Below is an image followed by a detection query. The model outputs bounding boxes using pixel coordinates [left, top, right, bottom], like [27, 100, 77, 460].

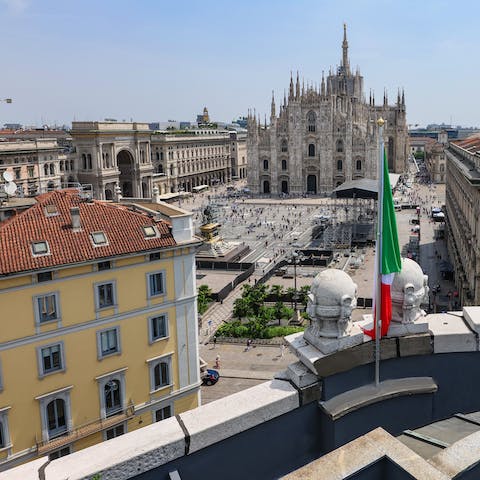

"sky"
[0, 0, 478, 128]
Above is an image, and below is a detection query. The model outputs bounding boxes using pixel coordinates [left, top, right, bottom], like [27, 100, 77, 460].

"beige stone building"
[229, 131, 247, 180]
[150, 130, 232, 195]
[445, 133, 480, 305]
[0, 139, 68, 196]
[70, 122, 153, 200]
[69, 122, 237, 200]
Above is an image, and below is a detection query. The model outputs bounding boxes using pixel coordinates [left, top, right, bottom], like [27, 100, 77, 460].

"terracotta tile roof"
[0, 190, 177, 275]
[452, 134, 480, 155]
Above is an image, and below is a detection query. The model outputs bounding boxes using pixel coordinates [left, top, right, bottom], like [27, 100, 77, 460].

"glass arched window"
[263, 159, 269, 170]
[44, 164, 49, 176]
[337, 159, 343, 171]
[336, 140, 344, 153]
[87, 154, 92, 170]
[59, 161, 64, 172]
[47, 399, 67, 438]
[307, 111, 316, 132]
[281, 140, 288, 152]
[281, 159, 287, 171]
[81, 154, 86, 169]
[49, 164, 55, 175]
[356, 159, 362, 171]
[308, 144, 315, 157]
[104, 379, 122, 417]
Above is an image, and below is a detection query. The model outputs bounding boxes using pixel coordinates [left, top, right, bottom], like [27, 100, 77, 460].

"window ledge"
[149, 335, 170, 345]
[98, 351, 121, 361]
[38, 318, 61, 326]
[149, 383, 173, 395]
[39, 368, 66, 379]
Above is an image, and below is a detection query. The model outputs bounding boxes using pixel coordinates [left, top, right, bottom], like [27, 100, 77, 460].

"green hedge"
[216, 321, 304, 339]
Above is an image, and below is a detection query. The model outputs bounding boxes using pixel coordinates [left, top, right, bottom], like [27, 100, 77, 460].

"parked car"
[202, 369, 220, 386]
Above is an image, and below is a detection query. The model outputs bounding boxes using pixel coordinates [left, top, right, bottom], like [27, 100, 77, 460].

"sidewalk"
[199, 283, 245, 345]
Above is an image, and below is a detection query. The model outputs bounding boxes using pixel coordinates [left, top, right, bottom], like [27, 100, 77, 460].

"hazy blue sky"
[0, 0, 478, 128]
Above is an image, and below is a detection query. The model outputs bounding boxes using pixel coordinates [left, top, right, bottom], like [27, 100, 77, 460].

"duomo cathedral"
[247, 25, 408, 195]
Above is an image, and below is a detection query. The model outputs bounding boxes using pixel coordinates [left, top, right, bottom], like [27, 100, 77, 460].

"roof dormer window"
[143, 226, 157, 238]
[32, 241, 49, 256]
[91, 231, 108, 246]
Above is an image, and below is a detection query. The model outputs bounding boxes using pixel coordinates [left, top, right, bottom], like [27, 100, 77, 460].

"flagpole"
[375, 117, 385, 387]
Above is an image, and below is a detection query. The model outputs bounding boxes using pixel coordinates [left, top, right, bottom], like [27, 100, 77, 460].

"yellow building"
[0, 189, 202, 469]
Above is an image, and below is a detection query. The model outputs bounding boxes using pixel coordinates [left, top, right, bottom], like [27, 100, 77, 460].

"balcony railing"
[36, 403, 135, 456]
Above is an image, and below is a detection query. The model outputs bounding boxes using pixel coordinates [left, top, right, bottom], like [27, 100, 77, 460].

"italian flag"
[365, 150, 402, 339]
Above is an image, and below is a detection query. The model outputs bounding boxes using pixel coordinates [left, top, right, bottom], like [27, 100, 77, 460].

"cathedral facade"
[247, 26, 408, 196]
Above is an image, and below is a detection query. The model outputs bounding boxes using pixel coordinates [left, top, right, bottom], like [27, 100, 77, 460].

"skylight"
[45, 204, 58, 216]
[143, 226, 157, 238]
[32, 241, 49, 255]
[91, 231, 108, 245]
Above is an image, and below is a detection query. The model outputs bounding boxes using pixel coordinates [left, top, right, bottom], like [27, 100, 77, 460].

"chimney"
[70, 207, 81, 231]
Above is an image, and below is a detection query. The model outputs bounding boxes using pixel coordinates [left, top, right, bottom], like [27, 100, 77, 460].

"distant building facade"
[150, 130, 232, 195]
[445, 134, 480, 305]
[229, 131, 247, 179]
[247, 25, 408, 195]
[0, 139, 69, 196]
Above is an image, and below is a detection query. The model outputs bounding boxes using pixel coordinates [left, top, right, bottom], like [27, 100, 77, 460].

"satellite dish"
[5, 181, 17, 196]
[3, 171, 13, 182]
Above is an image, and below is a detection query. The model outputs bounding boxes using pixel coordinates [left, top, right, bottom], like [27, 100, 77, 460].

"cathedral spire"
[302, 79, 305, 97]
[289, 72, 294, 101]
[283, 89, 287, 109]
[321, 71, 325, 96]
[342, 23, 350, 75]
[401, 88, 405, 107]
[383, 88, 388, 107]
[264, 114, 267, 129]
[271, 91, 276, 119]
[296, 71, 300, 100]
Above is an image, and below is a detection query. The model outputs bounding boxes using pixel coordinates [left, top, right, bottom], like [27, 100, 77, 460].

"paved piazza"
[185, 178, 455, 402]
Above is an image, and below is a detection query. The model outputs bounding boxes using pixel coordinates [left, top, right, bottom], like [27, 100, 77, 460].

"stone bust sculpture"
[391, 258, 428, 324]
[305, 269, 357, 339]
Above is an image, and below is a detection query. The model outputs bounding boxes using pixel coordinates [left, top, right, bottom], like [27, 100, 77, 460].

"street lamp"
[288, 250, 302, 315]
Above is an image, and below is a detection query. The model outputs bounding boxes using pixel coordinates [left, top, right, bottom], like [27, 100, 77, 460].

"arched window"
[153, 361, 170, 390]
[70, 160, 74, 170]
[0, 420, 4, 448]
[59, 161, 64, 172]
[156, 152, 160, 161]
[281, 159, 287, 171]
[106, 153, 110, 168]
[87, 154, 92, 170]
[337, 159, 343, 171]
[281, 140, 288, 152]
[104, 379, 122, 417]
[440, 164, 445, 172]
[307, 111, 316, 132]
[49, 164, 55, 175]
[308, 144, 315, 157]
[336, 140, 344, 153]
[44, 164, 49, 176]
[46, 399, 67, 437]
[263, 159, 269, 170]
[356, 159, 362, 171]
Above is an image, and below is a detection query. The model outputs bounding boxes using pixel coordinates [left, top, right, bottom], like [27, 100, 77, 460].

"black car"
[202, 369, 220, 386]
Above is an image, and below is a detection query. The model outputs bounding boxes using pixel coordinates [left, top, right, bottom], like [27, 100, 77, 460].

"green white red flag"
[365, 150, 402, 339]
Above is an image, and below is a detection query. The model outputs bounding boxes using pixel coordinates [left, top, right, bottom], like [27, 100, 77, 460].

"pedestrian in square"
[213, 336, 217, 349]
[215, 355, 220, 369]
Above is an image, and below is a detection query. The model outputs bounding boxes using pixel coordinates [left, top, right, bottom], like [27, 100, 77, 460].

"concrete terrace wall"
[7, 307, 480, 479]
